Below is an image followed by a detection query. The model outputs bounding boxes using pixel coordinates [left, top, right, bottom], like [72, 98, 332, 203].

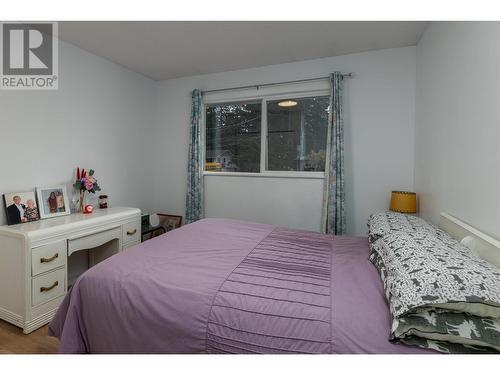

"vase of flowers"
[73, 167, 101, 213]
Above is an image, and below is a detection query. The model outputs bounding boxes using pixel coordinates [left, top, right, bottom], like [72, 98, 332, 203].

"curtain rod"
[201, 73, 354, 95]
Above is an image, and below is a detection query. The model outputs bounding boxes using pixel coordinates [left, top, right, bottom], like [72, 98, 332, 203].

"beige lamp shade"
[390, 191, 417, 213]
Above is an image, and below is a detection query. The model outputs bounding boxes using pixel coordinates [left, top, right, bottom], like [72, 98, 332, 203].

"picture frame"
[35, 185, 71, 219]
[142, 214, 183, 241]
[158, 214, 183, 232]
[2, 191, 40, 225]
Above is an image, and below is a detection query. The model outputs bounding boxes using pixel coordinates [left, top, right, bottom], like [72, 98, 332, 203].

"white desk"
[0, 207, 141, 333]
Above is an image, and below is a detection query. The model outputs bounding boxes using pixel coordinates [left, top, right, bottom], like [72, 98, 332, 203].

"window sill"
[203, 171, 325, 179]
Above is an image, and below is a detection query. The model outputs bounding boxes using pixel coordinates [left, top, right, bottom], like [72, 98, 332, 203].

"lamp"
[277, 100, 297, 107]
[390, 191, 417, 214]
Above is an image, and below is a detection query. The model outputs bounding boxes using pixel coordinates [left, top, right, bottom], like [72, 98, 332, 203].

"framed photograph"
[142, 214, 183, 241]
[36, 186, 71, 219]
[158, 214, 183, 232]
[3, 191, 40, 225]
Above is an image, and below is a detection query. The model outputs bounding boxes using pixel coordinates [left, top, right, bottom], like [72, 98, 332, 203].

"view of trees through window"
[205, 102, 262, 172]
[205, 95, 328, 173]
[267, 96, 328, 171]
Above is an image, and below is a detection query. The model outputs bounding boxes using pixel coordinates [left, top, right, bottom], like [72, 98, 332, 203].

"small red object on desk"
[83, 205, 94, 214]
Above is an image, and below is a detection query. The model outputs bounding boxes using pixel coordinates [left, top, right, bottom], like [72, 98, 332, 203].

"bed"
[48, 218, 434, 354]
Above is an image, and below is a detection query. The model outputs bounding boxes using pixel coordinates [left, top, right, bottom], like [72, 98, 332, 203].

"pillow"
[367, 211, 443, 244]
[372, 231, 500, 318]
[370, 241, 500, 353]
[393, 310, 500, 353]
[370, 231, 500, 353]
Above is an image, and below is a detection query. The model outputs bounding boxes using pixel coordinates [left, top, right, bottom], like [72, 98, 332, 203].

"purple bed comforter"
[49, 218, 432, 354]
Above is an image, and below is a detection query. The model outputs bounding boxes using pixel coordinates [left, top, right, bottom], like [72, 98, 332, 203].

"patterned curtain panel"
[185, 89, 204, 224]
[322, 72, 346, 235]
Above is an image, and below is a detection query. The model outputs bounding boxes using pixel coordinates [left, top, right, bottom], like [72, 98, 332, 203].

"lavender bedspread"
[49, 218, 432, 354]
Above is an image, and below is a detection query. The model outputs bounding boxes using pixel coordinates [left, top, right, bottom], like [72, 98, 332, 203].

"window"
[205, 102, 261, 173]
[205, 93, 329, 175]
[267, 96, 329, 172]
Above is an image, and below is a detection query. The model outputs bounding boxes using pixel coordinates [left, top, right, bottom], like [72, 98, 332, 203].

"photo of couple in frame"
[3, 186, 71, 225]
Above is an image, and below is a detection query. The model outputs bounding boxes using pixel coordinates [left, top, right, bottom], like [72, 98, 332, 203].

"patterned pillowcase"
[369, 232, 500, 353]
[367, 211, 443, 244]
[368, 212, 464, 279]
[370, 246, 500, 353]
[369, 230, 471, 289]
[372, 231, 500, 319]
[369, 248, 391, 301]
[392, 309, 500, 353]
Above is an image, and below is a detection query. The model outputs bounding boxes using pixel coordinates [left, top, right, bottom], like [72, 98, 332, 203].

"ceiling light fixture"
[277, 100, 298, 108]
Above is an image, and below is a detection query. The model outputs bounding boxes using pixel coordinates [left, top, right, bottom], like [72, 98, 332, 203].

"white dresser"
[0, 207, 141, 333]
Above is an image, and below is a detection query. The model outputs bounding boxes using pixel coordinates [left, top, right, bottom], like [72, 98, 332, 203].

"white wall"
[415, 22, 500, 238]
[204, 176, 324, 231]
[0, 40, 157, 225]
[153, 47, 417, 235]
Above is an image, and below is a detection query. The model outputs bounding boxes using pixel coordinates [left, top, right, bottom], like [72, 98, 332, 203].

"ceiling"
[59, 21, 428, 81]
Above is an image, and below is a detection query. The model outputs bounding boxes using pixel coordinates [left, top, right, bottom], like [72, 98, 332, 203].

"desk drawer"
[123, 240, 141, 251]
[32, 268, 65, 307]
[32, 241, 66, 276]
[68, 227, 121, 256]
[123, 220, 140, 244]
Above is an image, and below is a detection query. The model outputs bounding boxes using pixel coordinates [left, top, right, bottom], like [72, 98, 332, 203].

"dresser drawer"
[123, 220, 140, 244]
[31, 241, 67, 276]
[123, 240, 141, 251]
[68, 227, 121, 256]
[32, 268, 65, 307]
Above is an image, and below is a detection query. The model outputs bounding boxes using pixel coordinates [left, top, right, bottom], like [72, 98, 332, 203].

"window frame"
[202, 88, 330, 179]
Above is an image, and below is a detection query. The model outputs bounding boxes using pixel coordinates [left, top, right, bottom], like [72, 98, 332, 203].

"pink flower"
[84, 181, 94, 191]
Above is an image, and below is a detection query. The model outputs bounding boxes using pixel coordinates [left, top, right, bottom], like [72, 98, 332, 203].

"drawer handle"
[40, 253, 59, 263]
[127, 229, 137, 236]
[40, 281, 59, 293]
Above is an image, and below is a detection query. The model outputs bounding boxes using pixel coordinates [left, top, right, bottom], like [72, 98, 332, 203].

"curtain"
[322, 72, 346, 235]
[185, 89, 204, 224]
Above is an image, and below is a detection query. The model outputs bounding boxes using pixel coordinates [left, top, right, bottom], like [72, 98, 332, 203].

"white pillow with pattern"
[367, 211, 445, 243]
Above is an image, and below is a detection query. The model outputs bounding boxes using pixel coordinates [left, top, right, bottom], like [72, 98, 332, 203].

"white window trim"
[202, 86, 330, 179]
[203, 171, 325, 179]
